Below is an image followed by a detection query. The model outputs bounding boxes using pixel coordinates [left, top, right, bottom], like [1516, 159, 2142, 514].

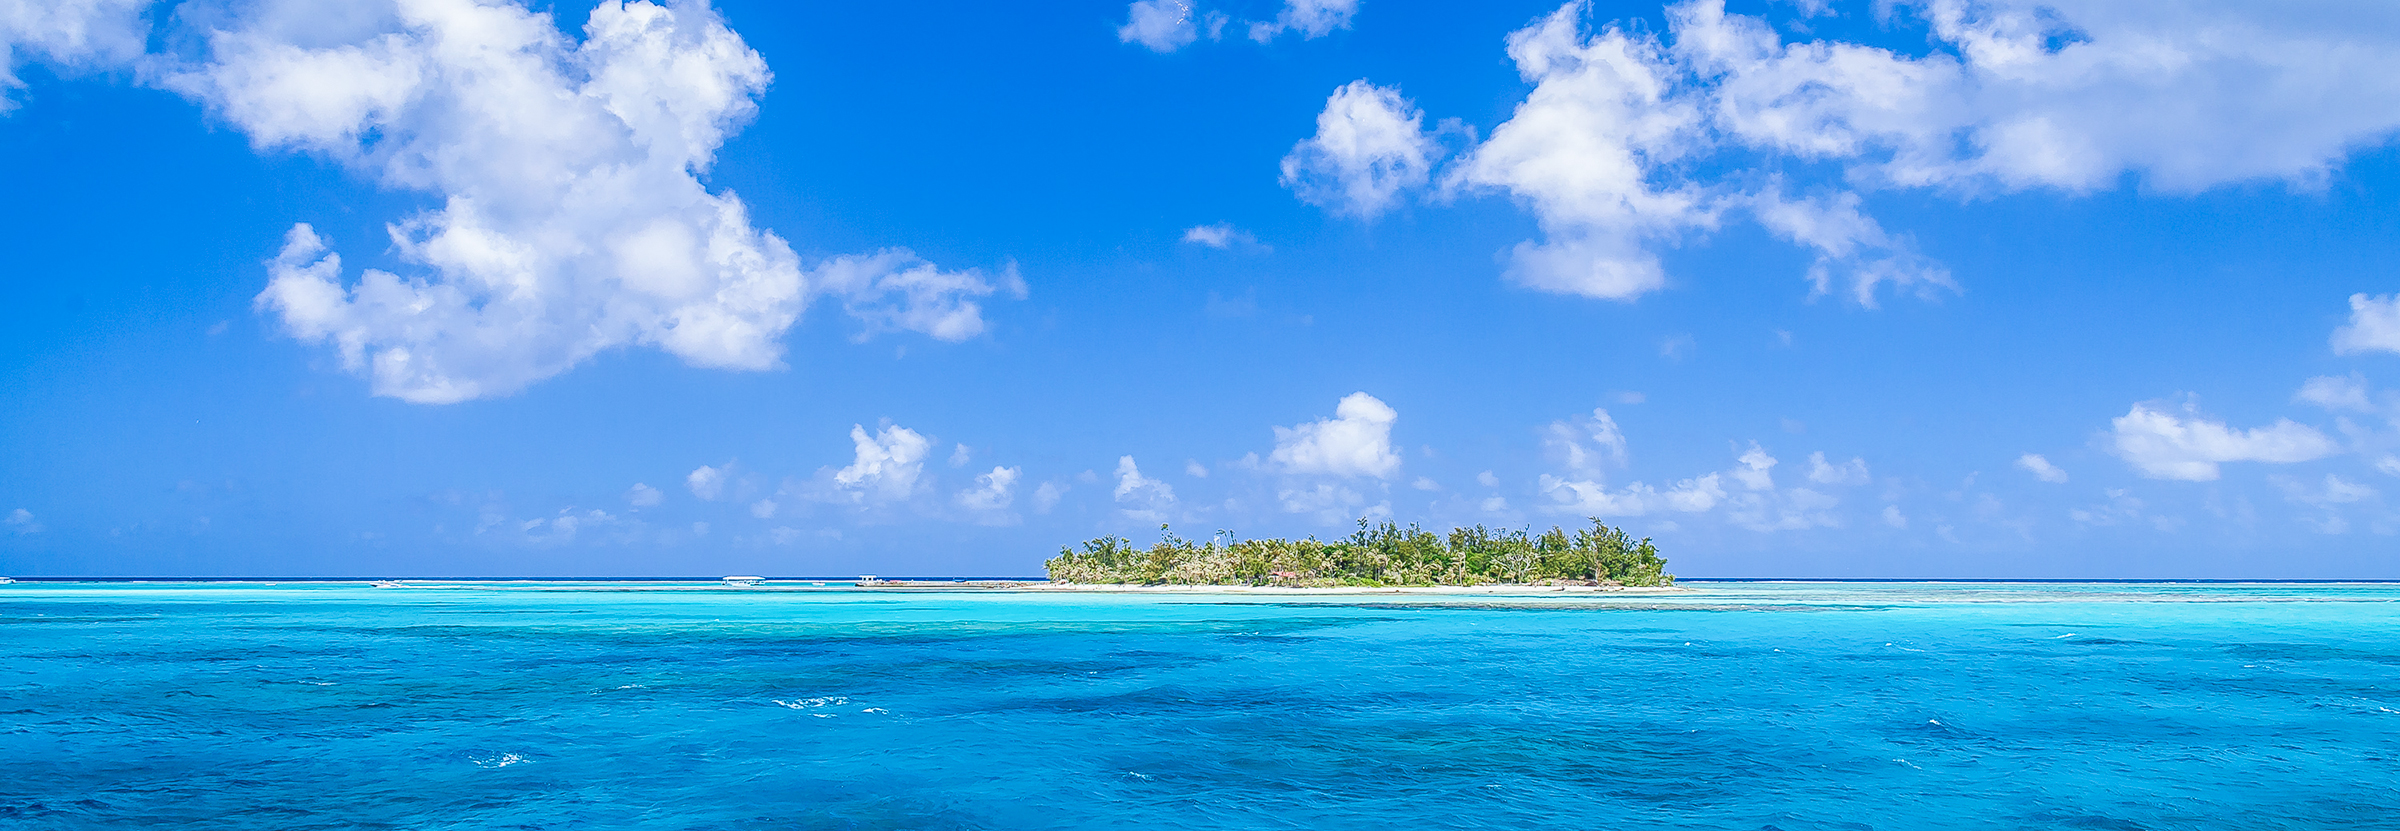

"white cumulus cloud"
[1281, 80, 1437, 219]
[955, 466, 1020, 524]
[2016, 453, 2068, 483]
[1749, 185, 1951, 307]
[1730, 443, 1776, 490]
[1113, 456, 1177, 522]
[2297, 374, 2377, 413]
[829, 423, 931, 504]
[1701, 444, 1844, 530]
[481, 504, 641, 548]
[1539, 439, 1851, 530]
[2108, 402, 2338, 481]
[1881, 504, 1907, 528]
[1180, 222, 1256, 248]
[211, 1, 790, 403]
[626, 482, 663, 507]
[1296, 0, 2400, 305]
[1540, 472, 1725, 517]
[1248, 0, 1359, 43]
[1033, 481, 1067, 514]
[812, 250, 1025, 343]
[2276, 473, 2378, 507]
[686, 464, 726, 500]
[1805, 451, 1869, 486]
[181, 1, 1012, 403]
[0, 0, 150, 111]
[1726, 485, 1840, 531]
[1447, 5, 1712, 300]
[2333, 293, 2400, 356]
[4, 507, 41, 534]
[1672, 0, 2400, 192]
[2273, 473, 2381, 534]
[1118, 0, 1206, 53]
[1544, 407, 1628, 473]
[1269, 392, 1401, 478]
[2069, 488, 2152, 528]
[1278, 482, 1383, 525]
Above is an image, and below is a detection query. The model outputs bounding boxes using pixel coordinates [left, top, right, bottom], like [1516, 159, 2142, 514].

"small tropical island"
[1043, 519, 1674, 589]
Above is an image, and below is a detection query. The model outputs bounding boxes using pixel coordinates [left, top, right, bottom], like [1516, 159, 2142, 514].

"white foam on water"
[471, 753, 529, 769]
[2329, 697, 2400, 715]
[774, 696, 851, 710]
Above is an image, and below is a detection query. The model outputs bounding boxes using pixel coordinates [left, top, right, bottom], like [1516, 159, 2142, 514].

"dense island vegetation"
[1045, 519, 1672, 587]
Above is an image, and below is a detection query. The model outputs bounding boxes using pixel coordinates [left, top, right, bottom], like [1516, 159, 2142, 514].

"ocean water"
[3, 582, 2399, 830]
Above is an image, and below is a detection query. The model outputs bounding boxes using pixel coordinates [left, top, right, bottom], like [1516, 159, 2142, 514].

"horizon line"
[9, 576, 2400, 584]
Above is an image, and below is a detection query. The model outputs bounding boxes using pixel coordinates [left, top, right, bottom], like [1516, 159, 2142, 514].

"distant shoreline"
[1014, 583, 1690, 595]
[10, 577, 2400, 585]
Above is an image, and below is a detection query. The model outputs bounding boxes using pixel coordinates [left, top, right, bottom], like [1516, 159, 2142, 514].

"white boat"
[722, 575, 766, 587]
[369, 580, 404, 588]
[0, 577, 15, 584]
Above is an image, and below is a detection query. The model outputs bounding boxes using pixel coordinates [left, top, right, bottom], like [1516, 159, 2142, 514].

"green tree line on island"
[1044, 519, 1673, 587]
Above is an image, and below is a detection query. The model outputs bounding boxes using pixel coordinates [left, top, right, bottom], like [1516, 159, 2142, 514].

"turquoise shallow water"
[4, 582, 2399, 830]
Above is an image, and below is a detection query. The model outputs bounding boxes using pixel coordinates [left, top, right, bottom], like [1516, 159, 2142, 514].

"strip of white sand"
[1015, 583, 1687, 595]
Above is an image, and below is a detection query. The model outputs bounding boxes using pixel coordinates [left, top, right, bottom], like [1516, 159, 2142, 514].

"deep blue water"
[4, 581, 2399, 830]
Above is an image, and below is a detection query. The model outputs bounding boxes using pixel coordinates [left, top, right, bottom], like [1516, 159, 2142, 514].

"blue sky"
[6, 0, 2400, 578]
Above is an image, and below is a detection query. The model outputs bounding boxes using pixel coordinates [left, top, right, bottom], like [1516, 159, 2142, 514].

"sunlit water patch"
[3, 581, 2398, 829]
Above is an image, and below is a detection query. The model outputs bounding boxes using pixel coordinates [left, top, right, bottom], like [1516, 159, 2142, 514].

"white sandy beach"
[1012, 583, 1689, 595]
